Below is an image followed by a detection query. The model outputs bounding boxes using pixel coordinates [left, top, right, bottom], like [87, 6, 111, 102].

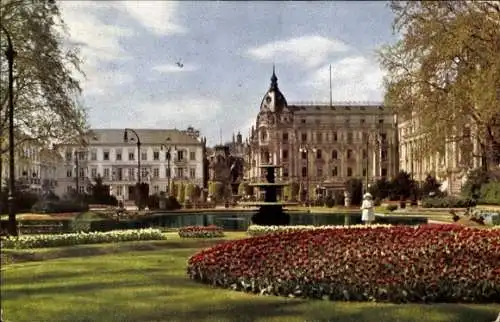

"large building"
[248, 69, 399, 197]
[398, 116, 483, 195]
[54, 127, 206, 200]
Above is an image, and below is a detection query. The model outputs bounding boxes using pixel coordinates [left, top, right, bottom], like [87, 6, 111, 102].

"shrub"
[165, 196, 181, 210]
[247, 224, 393, 237]
[479, 182, 500, 205]
[189, 225, 500, 303]
[1, 228, 165, 249]
[421, 196, 476, 208]
[31, 199, 89, 214]
[345, 178, 363, 206]
[178, 225, 224, 238]
[324, 196, 335, 208]
[0, 190, 39, 213]
[386, 204, 398, 212]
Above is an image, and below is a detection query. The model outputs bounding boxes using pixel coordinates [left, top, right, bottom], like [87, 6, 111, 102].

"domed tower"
[259, 65, 288, 113]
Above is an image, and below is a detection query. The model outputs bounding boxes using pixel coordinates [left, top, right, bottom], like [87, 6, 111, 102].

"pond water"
[144, 212, 427, 231]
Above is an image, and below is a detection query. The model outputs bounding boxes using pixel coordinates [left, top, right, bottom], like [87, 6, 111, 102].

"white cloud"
[302, 55, 385, 102]
[80, 68, 134, 97]
[112, 1, 187, 36]
[246, 35, 350, 68]
[152, 63, 199, 73]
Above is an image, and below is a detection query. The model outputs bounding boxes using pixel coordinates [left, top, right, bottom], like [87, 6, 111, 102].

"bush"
[165, 196, 181, 210]
[147, 194, 160, 210]
[421, 196, 476, 208]
[178, 225, 224, 238]
[1, 228, 165, 249]
[345, 178, 363, 206]
[31, 199, 89, 214]
[189, 225, 500, 303]
[386, 204, 398, 212]
[324, 196, 335, 208]
[0, 190, 39, 213]
[479, 182, 500, 205]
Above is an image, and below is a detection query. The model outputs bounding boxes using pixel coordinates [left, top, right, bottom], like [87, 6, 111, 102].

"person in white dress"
[361, 192, 375, 225]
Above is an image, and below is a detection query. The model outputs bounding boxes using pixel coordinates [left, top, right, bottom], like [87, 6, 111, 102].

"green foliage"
[184, 183, 194, 201]
[479, 182, 500, 205]
[368, 177, 392, 200]
[461, 168, 492, 199]
[386, 204, 398, 212]
[421, 196, 476, 208]
[0, 189, 39, 213]
[420, 175, 442, 198]
[134, 183, 149, 210]
[324, 196, 335, 208]
[345, 178, 363, 206]
[89, 175, 118, 205]
[391, 171, 416, 200]
[177, 182, 185, 204]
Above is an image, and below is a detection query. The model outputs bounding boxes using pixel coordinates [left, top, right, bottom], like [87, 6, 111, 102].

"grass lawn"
[1, 233, 499, 322]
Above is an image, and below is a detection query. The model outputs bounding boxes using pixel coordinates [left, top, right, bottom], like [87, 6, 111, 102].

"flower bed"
[179, 225, 224, 238]
[247, 224, 393, 237]
[188, 225, 500, 303]
[1, 228, 165, 249]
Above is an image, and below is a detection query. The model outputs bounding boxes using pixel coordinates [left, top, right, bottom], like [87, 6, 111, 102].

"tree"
[378, 1, 500, 170]
[0, 0, 88, 155]
[391, 171, 417, 201]
[345, 178, 363, 206]
[369, 177, 393, 200]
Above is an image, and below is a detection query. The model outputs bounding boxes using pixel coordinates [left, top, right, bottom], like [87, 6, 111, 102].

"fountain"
[239, 163, 298, 226]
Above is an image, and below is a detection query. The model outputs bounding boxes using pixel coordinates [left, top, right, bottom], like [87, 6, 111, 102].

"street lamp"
[2, 25, 17, 236]
[299, 146, 317, 205]
[160, 137, 177, 196]
[123, 128, 142, 209]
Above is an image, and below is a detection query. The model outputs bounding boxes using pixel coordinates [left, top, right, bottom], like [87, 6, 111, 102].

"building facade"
[398, 117, 482, 195]
[248, 69, 399, 196]
[54, 127, 205, 200]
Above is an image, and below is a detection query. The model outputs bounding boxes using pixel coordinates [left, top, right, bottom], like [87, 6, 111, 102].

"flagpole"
[329, 64, 332, 107]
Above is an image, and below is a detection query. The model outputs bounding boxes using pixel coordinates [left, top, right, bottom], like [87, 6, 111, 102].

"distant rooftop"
[288, 101, 383, 106]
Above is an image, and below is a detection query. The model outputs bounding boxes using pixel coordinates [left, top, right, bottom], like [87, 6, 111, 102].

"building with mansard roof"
[247, 67, 399, 198]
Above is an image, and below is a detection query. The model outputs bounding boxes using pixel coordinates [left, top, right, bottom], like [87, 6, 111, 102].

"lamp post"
[299, 146, 317, 205]
[124, 128, 142, 209]
[3, 25, 17, 236]
[160, 138, 176, 196]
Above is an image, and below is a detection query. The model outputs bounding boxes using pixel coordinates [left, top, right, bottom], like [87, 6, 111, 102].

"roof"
[83, 129, 202, 146]
[288, 103, 392, 114]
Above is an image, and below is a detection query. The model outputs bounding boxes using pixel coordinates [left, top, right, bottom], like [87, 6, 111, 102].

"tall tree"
[378, 1, 500, 170]
[0, 0, 88, 155]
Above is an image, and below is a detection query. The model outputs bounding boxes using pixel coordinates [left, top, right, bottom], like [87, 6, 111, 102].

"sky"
[58, 1, 398, 146]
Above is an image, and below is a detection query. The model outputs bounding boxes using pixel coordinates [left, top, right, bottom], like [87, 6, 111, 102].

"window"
[116, 168, 123, 180]
[379, 119, 384, 124]
[103, 168, 110, 179]
[153, 168, 159, 178]
[382, 168, 388, 177]
[153, 151, 160, 161]
[128, 152, 135, 161]
[128, 168, 135, 181]
[141, 168, 148, 179]
[331, 150, 338, 160]
[261, 130, 267, 141]
[190, 151, 196, 161]
[153, 185, 159, 194]
[103, 151, 110, 160]
[360, 118, 365, 124]
[362, 149, 368, 159]
[333, 132, 338, 141]
[347, 167, 353, 177]
[91, 151, 97, 161]
[362, 132, 369, 142]
[347, 132, 353, 144]
[362, 168, 367, 177]
[116, 185, 123, 196]
[381, 149, 388, 161]
[316, 167, 323, 177]
[282, 150, 288, 160]
[301, 167, 307, 177]
[177, 150, 184, 161]
[332, 166, 338, 177]
[301, 119, 306, 124]
[79, 168, 85, 178]
[166, 167, 171, 178]
[116, 152, 122, 161]
[283, 167, 289, 178]
[141, 152, 147, 161]
[316, 149, 322, 159]
[347, 149, 353, 159]
[66, 169, 72, 177]
[282, 132, 289, 142]
[345, 117, 350, 125]
[66, 186, 73, 193]
[317, 132, 322, 143]
[91, 168, 97, 178]
[65, 152, 72, 162]
[301, 151, 307, 159]
[176, 167, 184, 178]
[189, 168, 196, 179]
[301, 133, 307, 142]
[79, 186, 85, 193]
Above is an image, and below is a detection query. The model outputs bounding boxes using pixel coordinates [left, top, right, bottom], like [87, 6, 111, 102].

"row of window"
[261, 131, 388, 144]
[298, 117, 386, 125]
[66, 167, 197, 180]
[263, 148, 388, 161]
[66, 150, 196, 162]
[265, 167, 389, 178]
